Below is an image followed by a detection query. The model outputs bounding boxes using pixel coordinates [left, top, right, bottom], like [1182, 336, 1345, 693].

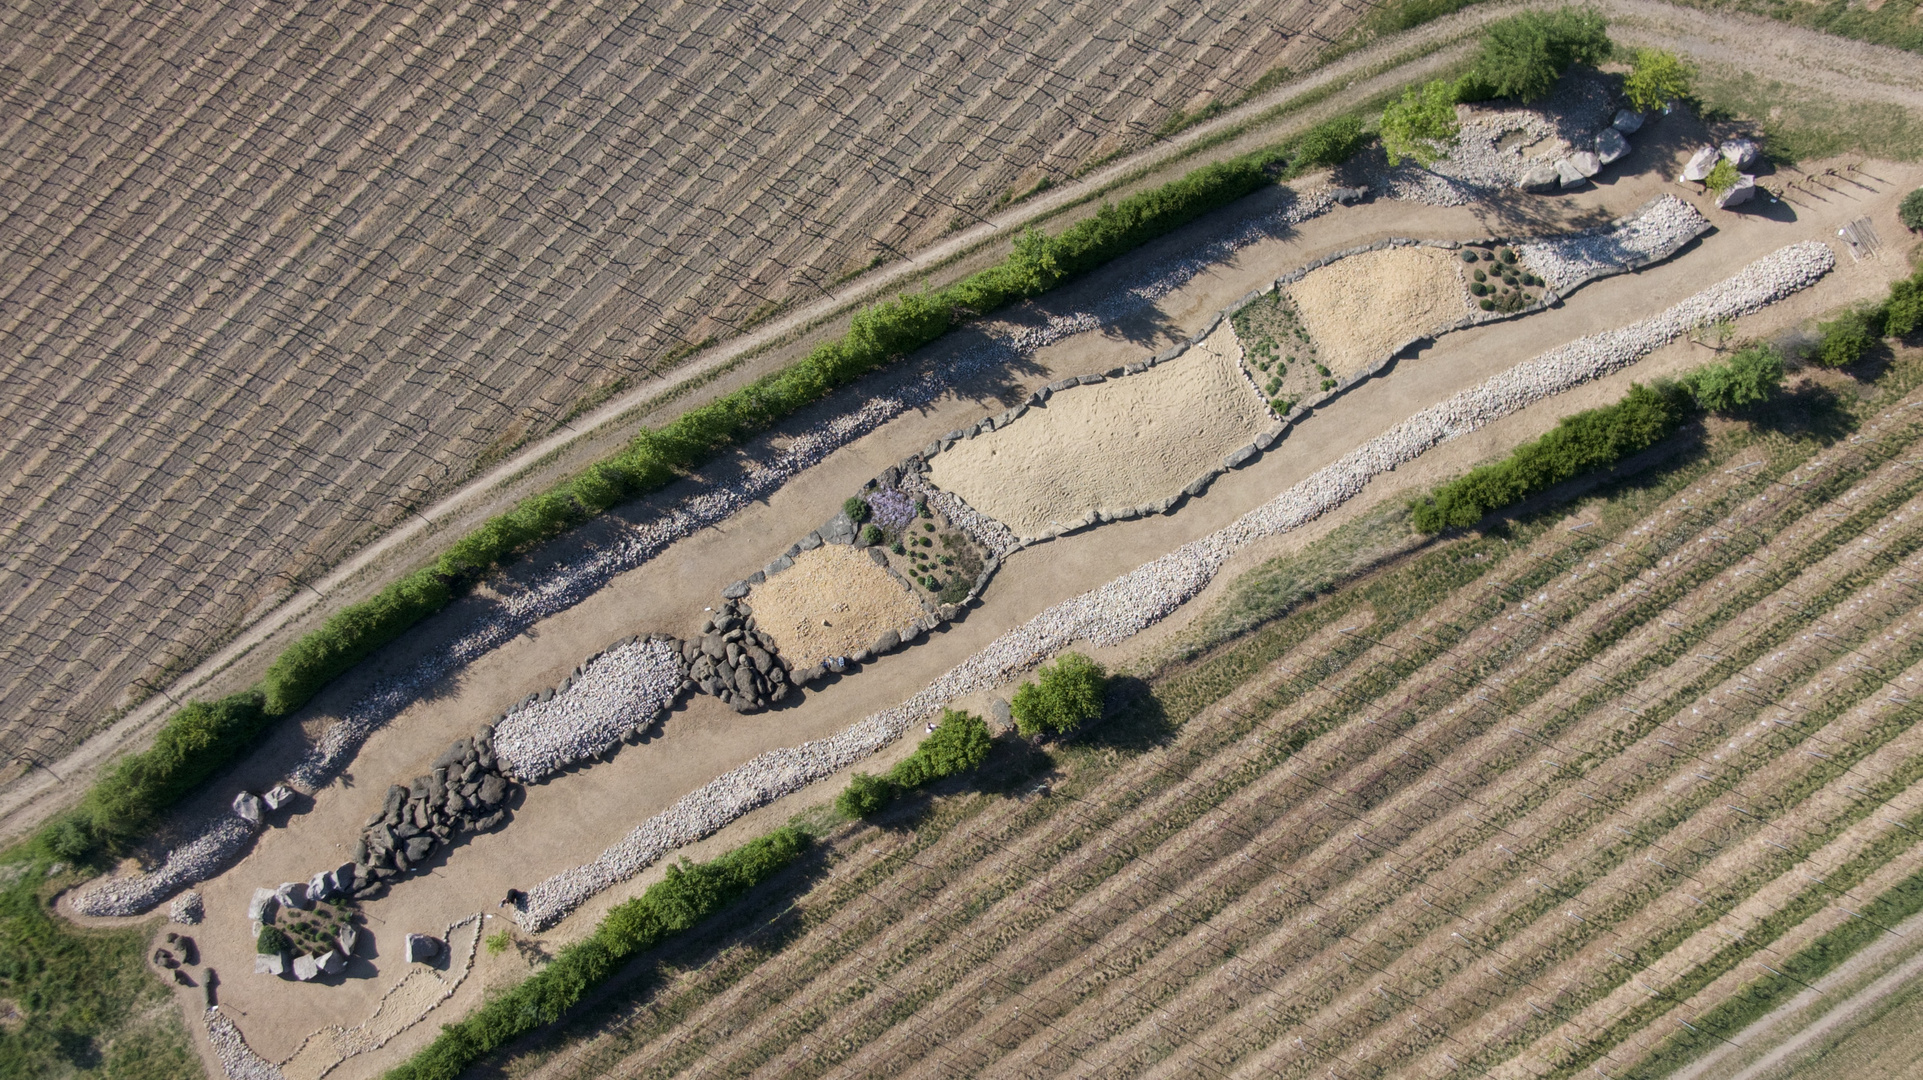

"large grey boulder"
[291, 954, 320, 981]
[308, 871, 334, 902]
[1518, 164, 1560, 192]
[1681, 146, 1719, 182]
[873, 629, 901, 655]
[248, 887, 279, 922]
[263, 784, 296, 811]
[1555, 159, 1590, 189]
[319, 949, 346, 976]
[1612, 109, 1644, 133]
[1596, 127, 1629, 165]
[1716, 174, 1757, 209]
[404, 835, 435, 864]
[337, 925, 361, 956]
[275, 881, 309, 910]
[254, 952, 285, 976]
[1720, 138, 1760, 169]
[1568, 151, 1601, 177]
[232, 791, 262, 825]
[405, 934, 442, 963]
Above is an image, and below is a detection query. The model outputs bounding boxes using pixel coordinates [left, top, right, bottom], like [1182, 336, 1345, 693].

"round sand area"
[1285, 246, 1471, 378]
[927, 324, 1269, 537]
[749, 543, 927, 668]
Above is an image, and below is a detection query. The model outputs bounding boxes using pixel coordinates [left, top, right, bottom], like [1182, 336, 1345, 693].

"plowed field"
[0, 0, 1364, 764]
[513, 372, 1923, 1080]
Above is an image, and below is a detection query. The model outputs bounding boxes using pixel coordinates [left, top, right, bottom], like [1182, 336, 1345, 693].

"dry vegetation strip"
[489, 379, 1923, 1080]
[0, 0, 1367, 765]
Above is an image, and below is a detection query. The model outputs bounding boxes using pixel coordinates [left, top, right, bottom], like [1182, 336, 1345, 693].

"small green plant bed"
[1230, 289, 1322, 416]
[858, 484, 985, 605]
[265, 898, 360, 957]
[1461, 244, 1541, 313]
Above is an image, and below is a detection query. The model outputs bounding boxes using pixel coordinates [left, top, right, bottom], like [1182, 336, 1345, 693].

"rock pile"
[513, 242, 1835, 931]
[493, 636, 685, 778]
[170, 890, 203, 925]
[205, 1008, 284, 1080]
[1518, 196, 1711, 293]
[682, 600, 793, 712]
[349, 727, 517, 896]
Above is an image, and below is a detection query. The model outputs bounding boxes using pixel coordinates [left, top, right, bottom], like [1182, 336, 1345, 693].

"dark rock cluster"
[349, 726, 516, 897]
[682, 598, 792, 712]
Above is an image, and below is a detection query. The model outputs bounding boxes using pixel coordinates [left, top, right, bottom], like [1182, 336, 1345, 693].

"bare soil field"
[0, 0, 1365, 766]
[927, 323, 1269, 537]
[1285, 246, 1474, 377]
[747, 545, 925, 670]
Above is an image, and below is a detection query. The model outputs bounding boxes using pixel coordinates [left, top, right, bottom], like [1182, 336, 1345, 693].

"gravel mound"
[205, 1009, 284, 1080]
[493, 638, 684, 781]
[1519, 195, 1711, 292]
[514, 241, 1835, 931]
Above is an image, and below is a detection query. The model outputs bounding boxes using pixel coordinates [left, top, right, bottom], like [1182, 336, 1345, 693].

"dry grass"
[747, 545, 926, 669]
[1285, 246, 1472, 377]
[0, 0, 1369, 765]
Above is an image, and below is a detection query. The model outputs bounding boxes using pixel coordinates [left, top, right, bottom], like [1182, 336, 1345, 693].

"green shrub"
[1704, 156, 1740, 196]
[843, 496, 871, 523]
[1379, 79, 1461, 166]
[262, 570, 453, 716]
[859, 524, 883, 546]
[1901, 188, 1923, 232]
[1883, 270, 1923, 339]
[1680, 343, 1785, 412]
[1623, 48, 1694, 112]
[890, 709, 993, 788]
[1464, 7, 1610, 102]
[1410, 382, 1689, 532]
[385, 827, 807, 1080]
[835, 773, 896, 818]
[1814, 306, 1881, 367]
[1290, 115, 1368, 171]
[257, 926, 289, 955]
[1011, 653, 1108, 737]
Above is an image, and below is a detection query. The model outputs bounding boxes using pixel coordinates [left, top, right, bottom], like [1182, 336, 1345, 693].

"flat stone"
[1596, 127, 1629, 165]
[1183, 472, 1218, 498]
[1153, 344, 1186, 363]
[1076, 373, 1105, 385]
[874, 629, 901, 654]
[1681, 145, 1718, 182]
[1554, 159, 1590, 188]
[263, 784, 296, 811]
[405, 933, 441, 964]
[722, 579, 751, 599]
[797, 532, 822, 552]
[1044, 378, 1077, 393]
[232, 791, 262, 825]
[292, 954, 320, 981]
[255, 952, 285, 976]
[866, 547, 888, 566]
[1612, 109, 1644, 133]
[1225, 444, 1258, 468]
[766, 554, 793, 574]
[1518, 164, 1560, 192]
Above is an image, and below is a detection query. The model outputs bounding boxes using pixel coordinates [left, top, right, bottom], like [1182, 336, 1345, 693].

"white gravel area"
[1360, 74, 1617, 206]
[170, 890, 203, 924]
[69, 189, 1334, 919]
[513, 241, 1836, 932]
[206, 1009, 285, 1080]
[491, 638, 684, 782]
[1519, 195, 1711, 292]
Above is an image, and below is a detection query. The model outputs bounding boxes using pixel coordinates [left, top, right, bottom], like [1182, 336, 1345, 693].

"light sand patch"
[1285, 246, 1472, 378]
[750, 544, 926, 668]
[928, 324, 1269, 537]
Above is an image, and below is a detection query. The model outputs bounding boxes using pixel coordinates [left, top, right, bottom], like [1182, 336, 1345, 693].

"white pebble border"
[515, 241, 1835, 932]
[170, 890, 203, 925]
[1520, 195, 1710, 292]
[70, 190, 1333, 918]
[493, 639, 684, 781]
[206, 1009, 284, 1080]
[900, 471, 1021, 559]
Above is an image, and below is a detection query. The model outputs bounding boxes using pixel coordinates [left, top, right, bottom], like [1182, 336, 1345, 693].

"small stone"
[1612, 109, 1644, 133]
[232, 792, 262, 825]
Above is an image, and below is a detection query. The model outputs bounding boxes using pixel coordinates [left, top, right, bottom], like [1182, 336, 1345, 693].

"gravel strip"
[205, 1009, 285, 1080]
[903, 475, 1021, 559]
[514, 241, 1835, 931]
[1519, 194, 1711, 292]
[492, 638, 684, 781]
[70, 190, 1333, 918]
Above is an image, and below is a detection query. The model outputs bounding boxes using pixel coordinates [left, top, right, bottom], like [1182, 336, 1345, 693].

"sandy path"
[1286, 247, 1472, 377]
[928, 323, 1268, 536]
[748, 545, 926, 669]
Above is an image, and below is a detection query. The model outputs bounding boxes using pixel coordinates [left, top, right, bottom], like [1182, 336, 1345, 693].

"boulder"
[248, 888, 279, 923]
[1183, 471, 1218, 498]
[1516, 164, 1559, 193]
[337, 925, 360, 956]
[319, 949, 346, 975]
[1554, 159, 1589, 188]
[1568, 151, 1601, 177]
[478, 774, 507, 807]
[382, 784, 407, 819]
[276, 881, 310, 910]
[232, 791, 262, 825]
[1612, 109, 1644, 133]
[1596, 127, 1629, 165]
[334, 863, 356, 893]
[874, 629, 901, 654]
[308, 871, 334, 902]
[1330, 185, 1368, 205]
[254, 952, 285, 976]
[1720, 138, 1760, 169]
[1715, 173, 1757, 209]
[263, 784, 296, 811]
[1681, 145, 1718, 182]
[404, 836, 435, 864]
[1224, 444, 1258, 469]
[722, 579, 751, 600]
[405, 934, 442, 963]
[292, 954, 320, 981]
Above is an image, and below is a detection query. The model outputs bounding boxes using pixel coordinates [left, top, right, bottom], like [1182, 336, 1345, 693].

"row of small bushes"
[384, 826, 808, 1080]
[1410, 344, 1791, 533]
[34, 111, 1375, 865]
[1810, 262, 1923, 368]
[835, 709, 995, 817]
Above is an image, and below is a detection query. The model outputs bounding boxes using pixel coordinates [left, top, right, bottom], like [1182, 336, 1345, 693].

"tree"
[835, 773, 894, 818]
[257, 926, 290, 955]
[1704, 157, 1740, 196]
[890, 709, 993, 787]
[1379, 80, 1460, 167]
[1469, 8, 1611, 102]
[1813, 307, 1880, 367]
[1011, 653, 1108, 736]
[1902, 188, 1923, 233]
[1884, 272, 1923, 339]
[1681, 344, 1784, 412]
[1623, 48, 1694, 112]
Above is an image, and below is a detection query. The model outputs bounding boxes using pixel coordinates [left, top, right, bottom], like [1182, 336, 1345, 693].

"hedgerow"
[384, 826, 807, 1080]
[43, 99, 1375, 865]
[836, 709, 993, 818]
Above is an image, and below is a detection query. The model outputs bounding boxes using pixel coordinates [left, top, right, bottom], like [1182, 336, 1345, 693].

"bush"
[1290, 116, 1368, 171]
[843, 496, 870, 523]
[1011, 653, 1108, 737]
[1813, 307, 1880, 367]
[1465, 7, 1610, 102]
[386, 827, 807, 1080]
[257, 926, 289, 955]
[859, 523, 883, 546]
[1901, 188, 1923, 232]
[890, 709, 993, 788]
[1623, 48, 1694, 112]
[1885, 271, 1923, 339]
[263, 570, 453, 716]
[1379, 79, 1461, 166]
[835, 773, 896, 818]
[1410, 382, 1688, 532]
[1704, 157, 1740, 196]
[1680, 343, 1785, 412]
